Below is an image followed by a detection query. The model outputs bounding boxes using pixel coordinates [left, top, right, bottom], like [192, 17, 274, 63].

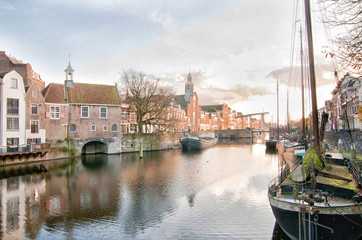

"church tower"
[65, 61, 74, 88]
[185, 72, 193, 103]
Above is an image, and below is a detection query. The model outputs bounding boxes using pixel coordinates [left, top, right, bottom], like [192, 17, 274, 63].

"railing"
[0, 145, 31, 154]
[268, 157, 303, 191]
[349, 160, 362, 187]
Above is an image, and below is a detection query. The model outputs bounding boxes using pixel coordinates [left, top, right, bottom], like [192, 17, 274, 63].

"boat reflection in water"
[272, 221, 291, 240]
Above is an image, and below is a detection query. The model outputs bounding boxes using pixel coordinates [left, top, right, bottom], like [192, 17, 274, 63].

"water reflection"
[272, 221, 291, 240]
[0, 144, 282, 239]
[81, 154, 108, 170]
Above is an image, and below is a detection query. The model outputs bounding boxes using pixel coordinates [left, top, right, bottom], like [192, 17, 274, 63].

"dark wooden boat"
[180, 133, 217, 150]
[266, 139, 277, 150]
[268, 0, 362, 239]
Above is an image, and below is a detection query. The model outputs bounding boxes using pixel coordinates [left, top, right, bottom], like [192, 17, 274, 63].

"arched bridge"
[74, 137, 121, 155]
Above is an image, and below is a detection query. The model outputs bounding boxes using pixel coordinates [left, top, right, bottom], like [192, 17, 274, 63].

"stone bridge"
[74, 137, 121, 155]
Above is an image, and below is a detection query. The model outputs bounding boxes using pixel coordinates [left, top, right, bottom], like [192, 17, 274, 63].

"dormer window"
[11, 78, 18, 89]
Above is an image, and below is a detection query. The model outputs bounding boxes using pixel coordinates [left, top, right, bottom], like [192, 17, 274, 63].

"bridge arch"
[81, 141, 108, 155]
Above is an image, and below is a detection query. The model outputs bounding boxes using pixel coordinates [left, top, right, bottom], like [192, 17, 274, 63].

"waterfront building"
[174, 73, 202, 132]
[42, 62, 122, 141]
[200, 104, 229, 130]
[120, 99, 137, 134]
[0, 51, 45, 89]
[25, 82, 46, 146]
[326, 73, 361, 131]
[0, 71, 27, 151]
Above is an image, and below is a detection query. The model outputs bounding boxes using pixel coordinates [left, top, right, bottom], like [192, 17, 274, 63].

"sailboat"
[268, 0, 362, 239]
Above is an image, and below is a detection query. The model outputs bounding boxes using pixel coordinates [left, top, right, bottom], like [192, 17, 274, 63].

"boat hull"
[269, 196, 362, 240]
[180, 136, 217, 150]
[266, 140, 277, 150]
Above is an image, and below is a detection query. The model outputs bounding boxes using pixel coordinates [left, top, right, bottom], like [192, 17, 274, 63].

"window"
[27, 138, 41, 144]
[11, 78, 18, 89]
[70, 124, 76, 133]
[103, 125, 108, 131]
[81, 106, 89, 118]
[31, 104, 38, 115]
[130, 113, 135, 120]
[7, 118, 19, 130]
[7, 138, 19, 146]
[121, 125, 128, 133]
[50, 106, 60, 119]
[32, 90, 37, 97]
[91, 125, 96, 131]
[30, 120, 39, 133]
[7, 98, 19, 114]
[121, 111, 128, 120]
[112, 124, 117, 132]
[100, 107, 107, 118]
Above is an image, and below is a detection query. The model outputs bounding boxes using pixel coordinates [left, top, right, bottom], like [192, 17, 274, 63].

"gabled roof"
[42, 82, 121, 105]
[7, 54, 24, 64]
[201, 104, 224, 112]
[42, 83, 66, 104]
[174, 95, 187, 109]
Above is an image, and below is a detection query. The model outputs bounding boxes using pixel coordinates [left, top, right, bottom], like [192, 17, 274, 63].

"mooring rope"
[299, 210, 302, 240]
[327, 203, 362, 228]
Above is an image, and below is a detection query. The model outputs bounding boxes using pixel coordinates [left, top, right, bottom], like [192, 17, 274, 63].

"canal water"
[0, 143, 290, 240]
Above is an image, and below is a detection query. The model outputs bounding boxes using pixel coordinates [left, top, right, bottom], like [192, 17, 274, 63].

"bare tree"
[319, 0, 362, 75]
[120, 69, 178, 133]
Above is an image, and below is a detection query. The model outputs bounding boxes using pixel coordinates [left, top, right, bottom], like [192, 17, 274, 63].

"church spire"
[185, 71, 193, 103]
[187, 72, 193, 83]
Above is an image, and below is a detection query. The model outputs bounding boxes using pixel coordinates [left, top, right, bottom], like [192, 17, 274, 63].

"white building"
[0, 70, 26, 151]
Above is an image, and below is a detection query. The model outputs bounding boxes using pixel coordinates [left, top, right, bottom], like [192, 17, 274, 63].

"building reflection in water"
[0, 145, 280, 239]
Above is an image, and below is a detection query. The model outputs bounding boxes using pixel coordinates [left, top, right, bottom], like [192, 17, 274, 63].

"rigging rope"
[326, 203, 362, 228]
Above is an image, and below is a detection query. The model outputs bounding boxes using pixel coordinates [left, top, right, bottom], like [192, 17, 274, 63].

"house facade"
[25, 83, 46, 145]
[0, 70, 26, 150]
[325, 74, 361, 131]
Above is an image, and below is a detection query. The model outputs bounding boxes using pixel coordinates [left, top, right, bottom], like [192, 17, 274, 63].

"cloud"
[0, 1, 15, 10]
[266, 62, 337, 88]
[159, 71, 270, 106]
[197, 85, 271, 105]
[148, 11, 177, 32]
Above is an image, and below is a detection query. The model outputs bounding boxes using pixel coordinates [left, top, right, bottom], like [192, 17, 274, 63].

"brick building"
[42, 62, 122, 141]
[25, 82, 46, 145]
[0, 51, 45, 89]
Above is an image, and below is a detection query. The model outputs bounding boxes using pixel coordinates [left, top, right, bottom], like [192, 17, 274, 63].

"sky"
[0, 0, 340, 124]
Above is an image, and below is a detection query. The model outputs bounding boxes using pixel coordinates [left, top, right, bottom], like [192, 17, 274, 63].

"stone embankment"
[121, 132, 184, 153]
[324, 131, 362, 154]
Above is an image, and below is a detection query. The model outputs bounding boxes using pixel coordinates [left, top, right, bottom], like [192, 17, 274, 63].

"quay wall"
[120, 133, 184, 153]
[324, 131, 362, 154]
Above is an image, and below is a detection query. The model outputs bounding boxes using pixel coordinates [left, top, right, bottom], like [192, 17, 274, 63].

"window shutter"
[60, 112, 65, 119]
[46, 112, 51, 118]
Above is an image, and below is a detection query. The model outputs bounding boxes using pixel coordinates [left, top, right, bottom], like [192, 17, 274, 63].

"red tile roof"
[42, 83, 66, 104]
[42, 82, 120, 105]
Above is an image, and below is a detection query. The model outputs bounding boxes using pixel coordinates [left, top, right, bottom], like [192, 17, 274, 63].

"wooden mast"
[300, 24, 306, 135]
[304, 0, 320, 149]
[277, 78, 279, 141]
